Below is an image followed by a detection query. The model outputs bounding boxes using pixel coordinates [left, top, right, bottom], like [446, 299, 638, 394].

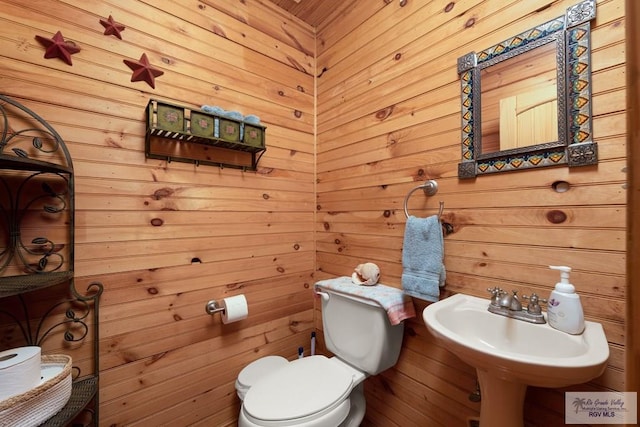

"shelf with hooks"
[145, 99, 267, 171]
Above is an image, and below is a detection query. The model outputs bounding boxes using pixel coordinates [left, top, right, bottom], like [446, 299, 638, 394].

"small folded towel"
[201, 105, 225, 115]
[243, 114, 261, 125]
[401, 215, 446, 302]
[315, 277, 415, 325]
[224, 110, 244, 121]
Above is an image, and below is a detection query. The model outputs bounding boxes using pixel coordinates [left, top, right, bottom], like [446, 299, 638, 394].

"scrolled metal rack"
[0, 94, 101, 426]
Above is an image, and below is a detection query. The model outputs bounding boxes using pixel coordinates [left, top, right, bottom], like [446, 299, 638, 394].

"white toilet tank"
[321, 289, 405, 375]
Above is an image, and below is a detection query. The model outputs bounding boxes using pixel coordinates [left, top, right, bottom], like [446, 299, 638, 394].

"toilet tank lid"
[237, 356, 289, 388]
[315, 276, 416, 325]
[243, 355, 353, 422]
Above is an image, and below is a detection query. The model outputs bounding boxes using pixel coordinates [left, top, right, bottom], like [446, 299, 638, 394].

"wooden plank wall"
[0, 0, 316, 425]
[627, 0, 640, 400]
[0, 0, 631, 426]
[315, 0, 627, 426]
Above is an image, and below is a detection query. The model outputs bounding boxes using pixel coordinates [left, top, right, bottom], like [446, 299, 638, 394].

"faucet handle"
[522, 293, 547, 314]
[487, 287, 503, 306]
[522, 292, 547, 303]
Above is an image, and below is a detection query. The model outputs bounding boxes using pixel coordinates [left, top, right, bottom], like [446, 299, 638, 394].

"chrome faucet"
[499, 289, 522, 311]
[486, 287, 546, 324]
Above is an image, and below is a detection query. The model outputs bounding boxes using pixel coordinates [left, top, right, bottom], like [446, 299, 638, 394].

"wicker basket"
[0, 355, 72, 427]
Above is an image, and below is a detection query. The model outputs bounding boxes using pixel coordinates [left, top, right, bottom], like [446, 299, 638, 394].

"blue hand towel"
[243, 114, 261, 125]
[401, 215, 446, 302]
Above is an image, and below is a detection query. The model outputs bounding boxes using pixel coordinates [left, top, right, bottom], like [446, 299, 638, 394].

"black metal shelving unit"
[0, 94, 102, 426]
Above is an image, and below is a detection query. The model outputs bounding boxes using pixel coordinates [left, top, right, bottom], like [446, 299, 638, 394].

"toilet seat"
[242, 355, 353, 426]
[236, 356, 288, 400]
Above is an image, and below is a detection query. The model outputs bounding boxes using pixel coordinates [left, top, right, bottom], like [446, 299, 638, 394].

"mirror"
[457, 0, 598, 179]
[481, 41, 559, 153]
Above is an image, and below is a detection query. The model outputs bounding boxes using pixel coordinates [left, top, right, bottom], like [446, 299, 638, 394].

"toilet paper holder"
[205, 294, 248, 324]
[205, 300, 225, 315]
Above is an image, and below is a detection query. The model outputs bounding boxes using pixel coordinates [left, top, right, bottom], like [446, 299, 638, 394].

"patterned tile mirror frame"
[457, 0, 597, 178]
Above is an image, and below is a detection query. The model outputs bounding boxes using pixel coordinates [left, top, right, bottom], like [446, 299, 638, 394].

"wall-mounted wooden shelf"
[145, 99, 266, 170]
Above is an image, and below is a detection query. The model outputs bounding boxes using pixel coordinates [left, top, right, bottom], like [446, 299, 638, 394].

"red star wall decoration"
[100, 15, 125, 39]
[123, 53, 164, 89]
[35, 31, 81, 66]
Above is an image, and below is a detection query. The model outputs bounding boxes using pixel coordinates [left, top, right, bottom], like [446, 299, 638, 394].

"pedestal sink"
[422, 293, 609, 427]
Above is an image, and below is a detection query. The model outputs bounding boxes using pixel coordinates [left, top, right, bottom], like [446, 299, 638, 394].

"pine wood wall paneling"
[314, 107, 623, 191]
[101, 318, 312, 425]
[627, 0, 640, 397]
[76, 230, 313, 276]
[0, 0, 315, 133]
[98, 283, 311, 347]
[317, 159, 626, 207]
[96, 270, 314, 363]
[316, 0, 622, 161]
[316, 0, 626, 425]
[1, 0, 631, 425]
[0, 69, 315, 173]
[317, 231, 626, 293]
[0, 0, 316, 424]
[315, 0, 393, 57]
[265, 0, 356, 33]
[316, 0, 548, 132]
[318, 0, 620, 145]
[198, 0, 316, 54]
[136, 0, 315, 71]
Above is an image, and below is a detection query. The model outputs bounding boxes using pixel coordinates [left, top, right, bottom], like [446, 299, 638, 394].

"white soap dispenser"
[547, 265, 585, 334]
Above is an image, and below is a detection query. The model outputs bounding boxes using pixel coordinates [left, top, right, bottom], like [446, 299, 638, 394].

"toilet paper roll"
[221, 294, 248, 324]
[0, 346, 42, 401]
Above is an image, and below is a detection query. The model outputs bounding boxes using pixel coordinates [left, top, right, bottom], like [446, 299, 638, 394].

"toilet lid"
[243, 355, 353, 422]
[237, 356, 289, 389]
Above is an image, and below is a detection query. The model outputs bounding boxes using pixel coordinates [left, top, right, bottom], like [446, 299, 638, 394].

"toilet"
[236, 286, 406, 427]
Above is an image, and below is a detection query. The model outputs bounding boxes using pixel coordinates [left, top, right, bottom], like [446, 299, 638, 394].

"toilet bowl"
[237, 355, 366, 427]
[237, 281, 411, 427]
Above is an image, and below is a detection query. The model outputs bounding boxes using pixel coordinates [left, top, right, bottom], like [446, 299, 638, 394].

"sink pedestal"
[477, 370, 527, 427]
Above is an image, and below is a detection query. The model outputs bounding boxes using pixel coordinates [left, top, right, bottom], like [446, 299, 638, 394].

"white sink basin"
[423, 293, 609, 426]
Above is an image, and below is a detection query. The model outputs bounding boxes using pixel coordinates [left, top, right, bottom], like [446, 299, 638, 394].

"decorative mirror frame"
[457, 0, 597, 179]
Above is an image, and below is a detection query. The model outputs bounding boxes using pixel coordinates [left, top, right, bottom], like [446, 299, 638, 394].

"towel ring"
[403, 179, 444, 219]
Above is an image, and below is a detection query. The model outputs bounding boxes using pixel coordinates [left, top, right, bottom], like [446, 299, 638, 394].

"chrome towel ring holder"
[403, 179, 444, 219]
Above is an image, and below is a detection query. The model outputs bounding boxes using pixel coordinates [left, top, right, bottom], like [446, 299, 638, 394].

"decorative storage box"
[145, 99, 266, 170]
[219, 118, 241, 142]
[243, 123, 266, 148]
[189, 111, 215, 138]
[155, 102, 185, 134]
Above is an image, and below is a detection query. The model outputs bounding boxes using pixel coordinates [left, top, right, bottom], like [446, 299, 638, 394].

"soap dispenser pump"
[547, 265, 585, 334]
